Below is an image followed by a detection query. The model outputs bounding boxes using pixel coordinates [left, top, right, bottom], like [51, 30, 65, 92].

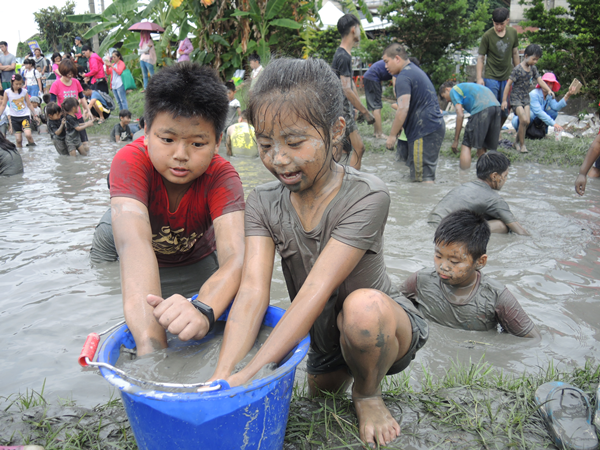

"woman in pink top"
[138, 31, 156, 91]
[49, 58, 93, 152]
[177, 38, 193, 63]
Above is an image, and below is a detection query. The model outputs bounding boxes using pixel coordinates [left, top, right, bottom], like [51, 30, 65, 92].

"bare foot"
[373, 134, 387, 139]
[520, 145, 528, 153]
[514, 141, 521, 152]
[353, 392, 400, 447]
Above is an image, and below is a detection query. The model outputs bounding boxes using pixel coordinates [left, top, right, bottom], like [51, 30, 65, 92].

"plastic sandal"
[535, 381, 599, 450]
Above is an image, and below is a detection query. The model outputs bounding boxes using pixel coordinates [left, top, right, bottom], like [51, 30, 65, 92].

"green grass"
[3, 360, 596, 449]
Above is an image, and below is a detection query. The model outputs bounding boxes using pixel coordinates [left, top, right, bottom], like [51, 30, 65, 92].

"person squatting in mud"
[210, 58, 429, 448]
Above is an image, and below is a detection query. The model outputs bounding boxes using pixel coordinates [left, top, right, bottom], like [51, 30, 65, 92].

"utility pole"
[100, 0, 105, 13]
[89, 0, 100, 52]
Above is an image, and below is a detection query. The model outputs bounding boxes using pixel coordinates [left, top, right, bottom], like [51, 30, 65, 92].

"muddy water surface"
[0, 132, 598, 407]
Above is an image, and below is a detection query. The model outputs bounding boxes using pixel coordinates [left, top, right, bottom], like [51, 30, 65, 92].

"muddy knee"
[338, 289, 394, 346]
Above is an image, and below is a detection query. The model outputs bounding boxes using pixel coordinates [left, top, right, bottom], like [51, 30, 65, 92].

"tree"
[34, 1, 90, 53]
[380, 0, 490, 88]
[521, 0, 600, 100]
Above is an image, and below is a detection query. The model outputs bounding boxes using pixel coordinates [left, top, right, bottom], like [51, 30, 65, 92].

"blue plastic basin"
[97, 305, 309, 450]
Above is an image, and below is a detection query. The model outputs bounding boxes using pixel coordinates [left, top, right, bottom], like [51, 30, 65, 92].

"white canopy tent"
[317, 1, 393, 31]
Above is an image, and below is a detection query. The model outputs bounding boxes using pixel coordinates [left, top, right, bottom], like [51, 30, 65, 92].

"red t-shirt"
[109, 138, 245, 267]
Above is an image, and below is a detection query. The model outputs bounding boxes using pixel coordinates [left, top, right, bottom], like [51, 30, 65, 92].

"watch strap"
[191, 300, 215, 333]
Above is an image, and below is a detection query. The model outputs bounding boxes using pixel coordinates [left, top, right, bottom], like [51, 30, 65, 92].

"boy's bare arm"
[501, 79, 513, 109]
[226, 134, 232, 156]
[506, 221, 529, 236]
[512, 47, 520, 68]
[386, 94, 410, 150]
[211, 235, 276, 380]
[452, 104, 465, 153]
[340, 75, 371, 117]
[112, 196, 166, 356]
[575, 134, 600, 196]
[536, 78, 554, 97]
[147, 210, 245, 343]
[74, 120, 95, 132]
[225, 238, 367, 387]
[476, 55, 485, 85]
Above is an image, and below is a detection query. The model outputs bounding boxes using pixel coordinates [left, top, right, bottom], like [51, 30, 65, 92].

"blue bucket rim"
[97, 305, 310, 401]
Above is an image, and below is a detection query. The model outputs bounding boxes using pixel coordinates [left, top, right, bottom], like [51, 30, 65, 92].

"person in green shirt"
[73, 37, 87, 71]
[476, 8, 519, 126]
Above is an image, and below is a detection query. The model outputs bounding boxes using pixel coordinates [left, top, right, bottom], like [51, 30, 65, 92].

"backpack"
[98, 91, 116, 111]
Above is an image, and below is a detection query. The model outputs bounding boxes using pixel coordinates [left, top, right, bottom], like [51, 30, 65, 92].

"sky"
[2, 0, 113, 55]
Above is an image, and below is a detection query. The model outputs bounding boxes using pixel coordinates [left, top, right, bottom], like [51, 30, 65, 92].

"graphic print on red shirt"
[109, 137, 245, 267]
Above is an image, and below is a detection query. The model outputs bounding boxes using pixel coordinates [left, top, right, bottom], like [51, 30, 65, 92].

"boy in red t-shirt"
[91, 63, 246, 356]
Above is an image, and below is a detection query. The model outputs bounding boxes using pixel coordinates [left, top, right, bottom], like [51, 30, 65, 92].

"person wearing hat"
[511, 73, 578, 139]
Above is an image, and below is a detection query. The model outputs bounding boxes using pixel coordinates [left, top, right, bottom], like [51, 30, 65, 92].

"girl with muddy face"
[247, 58, 346, 196]
[213, 58, 428, 448]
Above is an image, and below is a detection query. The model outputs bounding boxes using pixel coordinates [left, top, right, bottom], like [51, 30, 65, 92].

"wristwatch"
[190, 299, 215, 333]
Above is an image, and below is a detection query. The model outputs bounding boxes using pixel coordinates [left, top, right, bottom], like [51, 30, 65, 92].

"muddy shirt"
[395, 62, 444, 142]
[401, 268, 535, 337]
[245, 168, 422, 356]
[48, 119, 66, 141]
[449, 83, 500, 115]
[478, 27, 519, 81]
[509, 64, 540, 106]
[0, 146, 23, 176]
[428, 180, 516, 227]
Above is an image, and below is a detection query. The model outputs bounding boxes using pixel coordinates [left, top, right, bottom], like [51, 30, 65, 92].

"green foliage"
[521, 0, 600, 101]
[33, 1, 91, 53]
[467, 0, 510, 29]
[380, 0, 490, 88]
[308, 26, 339, 63]
[356, 35, 394, 64]
[16, 42, 32, 58]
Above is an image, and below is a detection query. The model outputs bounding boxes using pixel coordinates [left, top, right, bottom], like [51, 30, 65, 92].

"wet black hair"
[434, 209, 490, 261]
[139, 116, 145, 129]
[247, 57, 344, 160]
[42, 93, 51, 105]
[45, 102, 62, 116]
[81, 45, 92, 52]
[383, 43, 408, 60]
[0, 130, 17, 151]
[524, 44, 543, 58]
[62, 97, 79, 113]
[10, 74, 24, 94]
[492, 7, 510, 23]
[58, 58, 78, 78]
[119, 109, 132, 119]
[144, 62, 228, 136]
[225, 81, 236, 92]
[476, 150, 511, 181]
[337, 13, 360, 38]
[248, 53, 260, 63]
[52, 52, 62, 62]
[438, 80, 456, 97]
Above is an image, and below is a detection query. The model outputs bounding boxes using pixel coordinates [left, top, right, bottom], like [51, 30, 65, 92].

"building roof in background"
[317, 0, 393, 31]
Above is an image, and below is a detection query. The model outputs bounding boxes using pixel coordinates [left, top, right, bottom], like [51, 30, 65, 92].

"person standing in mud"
[211, 58, 428, 448]
[439, 81, 501, 170]
[383, 43, 445, 183]
[331, 13, 375, 170]
[476, 7, 519, 127]
[363, 59, 394, 139]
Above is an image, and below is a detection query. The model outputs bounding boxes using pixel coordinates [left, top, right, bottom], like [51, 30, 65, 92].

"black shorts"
[364, 78, 382, 111]
[91, 108, 111, 120]
[10, 116, 31, 133]
[77, 117, 89, 142]
[594, 155, 600, 169]
[407, 124, 445, 182]
[463, 106, 501, 150]
[306, 296, 429, 376]
[342, 97, 357, 135]
[90, 208, 219, 298]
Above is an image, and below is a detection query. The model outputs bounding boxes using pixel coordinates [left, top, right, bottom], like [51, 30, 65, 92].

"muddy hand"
[365, 112, 375, 125]
[147, 293, 210, 341]
[451, 140, 459, 154]
[575, 174, 587, 196]
[386, 135, 396, 150]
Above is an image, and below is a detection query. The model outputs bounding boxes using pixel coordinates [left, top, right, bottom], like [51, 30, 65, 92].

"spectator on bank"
[0, 42, 16, 90]
[138, 31, 156, 92]
[22, 59, 43, 98]
[105, 50, 129, 111]
[33, 48, 50, 93]
[73, 37, 87, 71]
[82, 46, 108, 94]
[177, 38, 193, 63]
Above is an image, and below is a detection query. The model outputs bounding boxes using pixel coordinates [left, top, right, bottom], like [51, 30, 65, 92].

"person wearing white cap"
[511, 72, 578, 138]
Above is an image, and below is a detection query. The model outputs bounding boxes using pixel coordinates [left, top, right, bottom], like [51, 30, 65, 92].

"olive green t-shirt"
[478, 27, 519, 81]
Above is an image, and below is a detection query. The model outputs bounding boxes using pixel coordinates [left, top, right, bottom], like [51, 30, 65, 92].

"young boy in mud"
[428, 151, 529, 235]
[331, 13, 375, 170]
[383, 43, 445, 183]
[574, 130, 600, 196]
[402, 209, 540, 338]
[501, 44, 553, 154]
[210, 58, 428, 448]
[439, 81, 501, 170]
[89, 62, 245, 356]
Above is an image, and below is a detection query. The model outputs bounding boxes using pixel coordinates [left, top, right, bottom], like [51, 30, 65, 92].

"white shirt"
[23, 68, 41, 88]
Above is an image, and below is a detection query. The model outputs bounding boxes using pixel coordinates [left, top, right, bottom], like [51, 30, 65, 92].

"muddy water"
[0, 132, 598, 408]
